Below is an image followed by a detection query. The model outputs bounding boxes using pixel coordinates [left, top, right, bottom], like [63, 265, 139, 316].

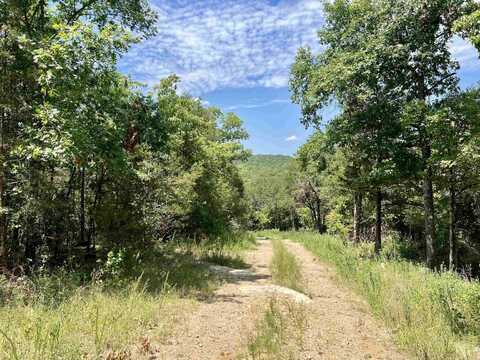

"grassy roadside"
[0, 232, 256, 360]
[261, 230, 480, 360]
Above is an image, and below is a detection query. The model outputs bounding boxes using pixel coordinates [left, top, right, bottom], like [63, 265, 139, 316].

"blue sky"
[119, 0, 480, 155]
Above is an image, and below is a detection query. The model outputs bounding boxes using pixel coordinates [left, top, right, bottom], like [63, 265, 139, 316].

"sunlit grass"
[243, 297, 307, 360]
[269, 240, 305, 294]
[265, 230, 480, 360]
[0, 231, 254, 359]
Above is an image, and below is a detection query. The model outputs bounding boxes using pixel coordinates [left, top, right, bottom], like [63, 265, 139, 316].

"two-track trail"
[155, 239, 407, 360]
[282, 240, 406, 360]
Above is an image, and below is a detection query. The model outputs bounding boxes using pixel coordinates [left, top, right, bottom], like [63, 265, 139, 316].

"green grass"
[0, 231, 255, 360]
[196, 231, 257, 269]
[243, 297, 307, 360]
[264, 230, 480, 360]
[269, 239, 305, 294]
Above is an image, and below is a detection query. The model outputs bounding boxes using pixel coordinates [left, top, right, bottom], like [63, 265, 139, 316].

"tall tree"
[291, 0, 476, 266]
[290, 0, 405, 251]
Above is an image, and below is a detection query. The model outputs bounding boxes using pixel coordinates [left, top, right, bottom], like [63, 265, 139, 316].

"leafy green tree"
[291, 0, 477, 265]
[429, 89, 480, 268]
[454, 4, 480, 51]
[290, 0, 408, 252]
[0, 1, 251, 271]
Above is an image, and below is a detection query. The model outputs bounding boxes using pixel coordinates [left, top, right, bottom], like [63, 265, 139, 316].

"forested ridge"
[238, 155, 297, 230]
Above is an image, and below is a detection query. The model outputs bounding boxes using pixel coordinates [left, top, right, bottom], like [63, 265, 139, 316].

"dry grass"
[0, 232, 256, 360]
[0, 284, 194, 359]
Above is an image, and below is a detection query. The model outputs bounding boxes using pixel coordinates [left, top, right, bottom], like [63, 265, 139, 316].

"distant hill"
[238, 154, 294, 173]
[238, 154, 296, 209]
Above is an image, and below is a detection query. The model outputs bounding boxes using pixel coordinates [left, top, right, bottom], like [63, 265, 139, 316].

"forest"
[2, 0, 480, 359]
[240, 0, 480, 273]
[288, 0, 480, 272]
[1, 0, 250, 273]
[4, 0, 480, 277]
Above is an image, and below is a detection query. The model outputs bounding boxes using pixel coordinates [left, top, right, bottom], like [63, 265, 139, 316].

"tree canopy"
[0, 0, 250, 271]
[288, 0, 480, 270]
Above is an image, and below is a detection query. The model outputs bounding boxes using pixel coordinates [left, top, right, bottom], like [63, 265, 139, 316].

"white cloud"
[226, 98, 290, 110]
[450, 36, 480, 70]
[119, 0, 324, 95]
[119, 1, 480, 96]
[285, 135, 298, 142]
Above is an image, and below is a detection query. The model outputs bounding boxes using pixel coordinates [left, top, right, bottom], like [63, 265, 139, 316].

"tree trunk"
[80, 166, 86, 247]
[317, 205, 324, 234]
[353, 192, 363, 243]
[87, 167, 104, 262]
[314, 200, 323, 233]
[290, 207, 296, 231]
[0, 112, 7, 270]
[449, 182, 457, 270]
[375, 189, 382, 254]
[422, 145, 436, 268]
[0, 157, 7, 269]
[416, 72, 436, 268]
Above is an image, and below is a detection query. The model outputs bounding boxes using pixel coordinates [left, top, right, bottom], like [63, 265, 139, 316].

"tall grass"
[266, 231, 480, 360]
[0, 283, 190, 359]
[244, 297, 307, 360]
[0, 231, 254, 359]
[269, 240, 305, 294]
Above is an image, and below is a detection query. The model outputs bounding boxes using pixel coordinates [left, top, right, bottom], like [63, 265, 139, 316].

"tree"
[290, 0, 477, 266]
[429, 89, 480, 269]
[290, 0, 407, 252]
[0, 1, 251, 271]
[454, 4, 480, 51]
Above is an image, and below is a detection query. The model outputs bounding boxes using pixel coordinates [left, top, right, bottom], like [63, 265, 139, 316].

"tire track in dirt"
[283, 240, 406, 360]
[155, 240, 274, 360]
[154, 239, 408, 360]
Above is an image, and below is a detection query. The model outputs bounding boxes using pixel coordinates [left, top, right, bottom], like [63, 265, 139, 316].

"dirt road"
[155, 239, 407, 360]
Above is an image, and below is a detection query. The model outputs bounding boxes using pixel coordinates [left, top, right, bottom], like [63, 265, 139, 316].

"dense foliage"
[0, 1, 249, 272]
[238, 155, 301, 230]
[288, 0, 480, 271]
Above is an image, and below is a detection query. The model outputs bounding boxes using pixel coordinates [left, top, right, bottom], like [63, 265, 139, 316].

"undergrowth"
[187, 231, 257, 269]
[0, 231, 255, 359]
[262, 230, 480, 360]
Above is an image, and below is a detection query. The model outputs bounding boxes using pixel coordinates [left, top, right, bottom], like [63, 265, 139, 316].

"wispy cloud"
[119, 1, 479, 96]
[285, 135, 298, 142]
[119, 0, 324, 95]
[226, 98, 290, 111]
[450, 36, 479, 70]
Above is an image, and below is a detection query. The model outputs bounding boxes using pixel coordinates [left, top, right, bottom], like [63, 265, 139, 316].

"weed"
[0, 232, 254, 359]
[244, 297, 307, 360]
[269, 240, 305, 294]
